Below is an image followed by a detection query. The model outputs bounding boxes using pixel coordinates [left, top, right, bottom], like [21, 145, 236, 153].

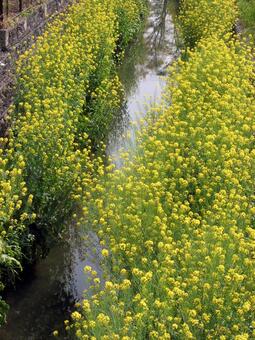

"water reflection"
[107, 0, 177, 166]
[0, 227, 104, 339]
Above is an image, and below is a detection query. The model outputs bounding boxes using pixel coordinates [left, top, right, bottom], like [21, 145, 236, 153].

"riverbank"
[70, 0, 255, 338]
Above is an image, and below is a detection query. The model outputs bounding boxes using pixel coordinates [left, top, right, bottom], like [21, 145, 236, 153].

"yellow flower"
[52, 330, 59, 337]
[97, 313, 110, 326]
[101, 249, 109, 257]
[71, 311, 82, 320]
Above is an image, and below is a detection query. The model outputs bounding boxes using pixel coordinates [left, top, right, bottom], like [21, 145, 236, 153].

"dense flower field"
[0, 0, 146, 324]
[0, 0, 254, 334]
[70, 0, 255, 339]
[71, 37, 255, 339]
[178, 0, 237, 47]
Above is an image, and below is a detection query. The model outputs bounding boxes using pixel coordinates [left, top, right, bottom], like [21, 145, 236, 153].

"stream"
[0, 0, 177, 338]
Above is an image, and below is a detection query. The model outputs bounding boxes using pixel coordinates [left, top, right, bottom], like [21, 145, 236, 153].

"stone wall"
[0, 0, 70, 135]
[0, 0, 68, 50]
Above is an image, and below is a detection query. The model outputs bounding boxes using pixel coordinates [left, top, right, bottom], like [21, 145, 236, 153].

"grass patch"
[238, 0, 255, 32]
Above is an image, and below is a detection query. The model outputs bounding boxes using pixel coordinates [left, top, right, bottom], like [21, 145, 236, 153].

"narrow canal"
[0, 0, 177, 338]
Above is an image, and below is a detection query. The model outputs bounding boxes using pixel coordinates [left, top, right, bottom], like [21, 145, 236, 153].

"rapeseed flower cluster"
[0, 140, 34, 323]
[0, 0, 146, 324]
[178, 0, 238, 48]
[116, 0, 147, 50]
[72, 35, 255, 338]
[11, 0, 119, 231]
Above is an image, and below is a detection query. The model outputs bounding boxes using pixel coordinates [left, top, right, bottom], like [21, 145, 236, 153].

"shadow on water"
[0, 1, 177, 339]
[0, 227, 103, 339]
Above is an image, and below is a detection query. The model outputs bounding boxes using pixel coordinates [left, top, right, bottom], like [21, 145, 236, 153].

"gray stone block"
[0, 29, 8, 50]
